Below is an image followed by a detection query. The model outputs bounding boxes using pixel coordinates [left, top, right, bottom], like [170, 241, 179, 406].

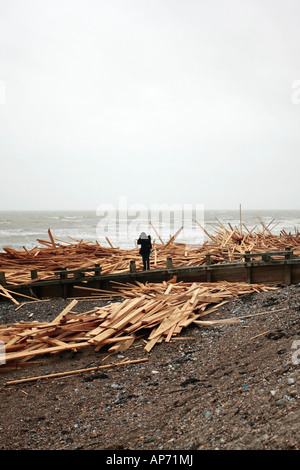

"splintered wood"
[0, 279, 275, 371]
[0, 222, 299, 286]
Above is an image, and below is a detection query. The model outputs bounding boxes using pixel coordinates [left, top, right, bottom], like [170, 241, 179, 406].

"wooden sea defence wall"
[0, 221, 300, 301]
[1, 250, 300, 301]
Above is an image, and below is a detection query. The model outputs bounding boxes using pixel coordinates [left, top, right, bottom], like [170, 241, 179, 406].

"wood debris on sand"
[0, 279, 276, 372]
[0, 220, 299, 286]
[0, 218, 296, 375]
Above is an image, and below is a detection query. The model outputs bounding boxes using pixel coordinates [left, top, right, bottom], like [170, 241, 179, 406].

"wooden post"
[285, 247, 292, 259]
[59, 267, 68, 298]
[0, 272, 6, 286]
[30, 269, 38, 280]
[59, 268, 67, 280]
[205, 255, 211, 281]
[74, 271, 85, 281]
[94, 264, 101, 275]
[284, 263, 291, 285]
[245, 264, 252, 284]
[166, 257, 173, 269]
[130, 260, 136, 273]
[244, 250, 252, 283]
[284, 247, 292, 285]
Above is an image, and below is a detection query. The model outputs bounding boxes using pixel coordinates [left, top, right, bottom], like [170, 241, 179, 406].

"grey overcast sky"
[0, 0, 300, 211]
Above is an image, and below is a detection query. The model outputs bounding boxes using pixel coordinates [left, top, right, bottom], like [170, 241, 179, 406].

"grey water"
[0, 209, 299, 252]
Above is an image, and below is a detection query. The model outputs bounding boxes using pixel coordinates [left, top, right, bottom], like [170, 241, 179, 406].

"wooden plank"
[5, 357, 149, 385]
[4, 341, 90, 362]
[51, 299, 78, 325]
[0, 274, 280, 371]
[194, 318, 241, 326]
[0, 285, 19, 305]
[107, 336, 135, 353]
[144, 332, 162, 353]
[147, 308, 184, 340]
[88, 328, 117, 346]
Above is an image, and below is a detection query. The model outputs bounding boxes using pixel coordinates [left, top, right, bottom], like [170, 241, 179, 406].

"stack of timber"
[0, 279, 276, 372]
[0, 220, 299, 287]
[196, 217, 300, 263]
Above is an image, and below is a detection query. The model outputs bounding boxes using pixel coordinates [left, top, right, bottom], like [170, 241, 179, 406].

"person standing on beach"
[137, 232, 152, 270]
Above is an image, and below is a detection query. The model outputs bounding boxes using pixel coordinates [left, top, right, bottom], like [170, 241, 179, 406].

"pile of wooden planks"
[0, 230, 140, 286]
[0, 221, 299, 286]
[0, 279, 276, 372]
[193, 218, 300, 264]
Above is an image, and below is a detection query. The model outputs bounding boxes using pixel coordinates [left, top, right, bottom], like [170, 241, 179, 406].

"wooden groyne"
[0, 221, 299, 301]
[0, 249, 299, 301]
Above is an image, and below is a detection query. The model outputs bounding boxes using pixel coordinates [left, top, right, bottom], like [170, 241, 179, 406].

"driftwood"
[0, 285, 20, 305]
[0, 279, 276, 372]
[0, 218, 296, 375]
[0, 220, 299, 287]
[5, 357, 149, 385]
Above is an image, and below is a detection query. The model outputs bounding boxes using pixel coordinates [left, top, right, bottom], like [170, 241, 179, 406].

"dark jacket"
[137, 236, 152, 255]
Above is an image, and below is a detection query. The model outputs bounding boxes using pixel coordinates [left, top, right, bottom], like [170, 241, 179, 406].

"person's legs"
[142, 254, 150, 270]
[142, 254, 147, 270]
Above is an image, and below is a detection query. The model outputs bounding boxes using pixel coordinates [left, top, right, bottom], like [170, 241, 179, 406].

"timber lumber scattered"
[6, 357, 149, 385]
[0, 221, 299, 287]
[0, 279, 276, 372]
[0, 285, 20, 305]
